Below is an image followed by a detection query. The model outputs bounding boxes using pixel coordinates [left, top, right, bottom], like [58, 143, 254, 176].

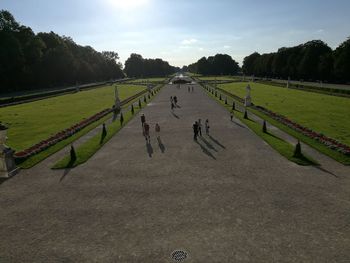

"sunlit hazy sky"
[2, 0, 350, 67]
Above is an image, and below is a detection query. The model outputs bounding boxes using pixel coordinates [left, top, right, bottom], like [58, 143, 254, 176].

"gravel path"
[1, 79, 349, 262]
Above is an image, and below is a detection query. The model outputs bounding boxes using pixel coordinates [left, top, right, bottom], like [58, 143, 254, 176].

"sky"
[1, 0, 350, 67]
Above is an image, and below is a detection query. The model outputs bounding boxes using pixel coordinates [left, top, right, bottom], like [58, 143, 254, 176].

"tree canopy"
[0, 10, 124, 93]
[242, 39, 350, 83]
[124, 53, 178, 78]
[185, 54, 240, 75]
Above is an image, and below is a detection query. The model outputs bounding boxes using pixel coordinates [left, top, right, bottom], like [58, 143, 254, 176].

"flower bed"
[254, 105, 350, 155]
[214, 87, 350, 156]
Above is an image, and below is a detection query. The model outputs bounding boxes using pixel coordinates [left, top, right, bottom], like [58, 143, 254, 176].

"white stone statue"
[0, 124, 18, 178]
[244, 84, 252, 107]
[114, 86, 121, 111]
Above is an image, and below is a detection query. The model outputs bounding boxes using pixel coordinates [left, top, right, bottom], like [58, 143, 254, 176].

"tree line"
[184, 54, 240, 75]
[0, 10, 178, 94]
[124, 53, 178, 78]
[0, 10, 126, 93]
[242, 39, 350, 83]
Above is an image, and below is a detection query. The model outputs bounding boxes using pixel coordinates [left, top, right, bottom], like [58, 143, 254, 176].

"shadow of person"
[146, 142, 153, 157]
[171, 112, 180, 119]
[195, 140, 216, 160]
[232, 120, 246, 129]
[199, 136, 218, 152]
[208, 135, 226, 149]
[157, 137, 165, 153]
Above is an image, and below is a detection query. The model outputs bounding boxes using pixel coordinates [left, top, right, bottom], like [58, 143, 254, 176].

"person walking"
[171, 102, 175, 111]
[141, 113, 146, 128]
[193, 121, 199, 141]
[155, 123, 160, 139]
[205, 119, 210, 135]
[173, 96, 178, 106]
[170, 96, 173, 104]
[144, 122, 150, 142]
[191, 86, 194, 92]
[198, 119, 202, 136]
[230, 112, 234, 121]
[188, 86, 190, 93]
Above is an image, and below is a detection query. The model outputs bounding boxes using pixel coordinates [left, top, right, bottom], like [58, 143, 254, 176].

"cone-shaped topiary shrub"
[262, 120, 267, 133]
[120, 112, 124, 125]
[293, 140, 302, 157]
[70, 145, 77, 163]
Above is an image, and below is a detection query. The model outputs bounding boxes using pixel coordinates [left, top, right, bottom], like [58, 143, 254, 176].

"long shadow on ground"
[208, 135, 226, 149]
[231, 120, 246, 129]
[199, 136, 218, 152]
[146, 142, 153, 157]
[195, 140, 216, 160]
[157, 137, 165, 153]
[171, 112, 180, 119]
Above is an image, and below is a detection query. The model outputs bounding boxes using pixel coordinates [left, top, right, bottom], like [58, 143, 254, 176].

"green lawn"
[52, 87, 161, 169]
[205, 87, 317, 166]
[0, 84, 145, 151]
[127, 78, 166, 83]
[198, 76, 241, 81]
[219, 82, 350, 146]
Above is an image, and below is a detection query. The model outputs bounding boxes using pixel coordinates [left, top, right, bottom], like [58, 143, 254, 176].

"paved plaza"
[1, 80, 350, 262]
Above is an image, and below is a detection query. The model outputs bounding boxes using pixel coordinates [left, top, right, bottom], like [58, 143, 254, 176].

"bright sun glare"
[107, 0, 150, 10]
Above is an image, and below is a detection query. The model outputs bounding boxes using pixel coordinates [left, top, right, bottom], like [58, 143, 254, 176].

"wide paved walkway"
[1, 80, 350, 262]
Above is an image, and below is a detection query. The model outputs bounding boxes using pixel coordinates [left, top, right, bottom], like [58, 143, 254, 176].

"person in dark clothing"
[144, 122, 150, 142]
[141, 114, 146, 127]
[198, 119, 202, 136]
[173, 96, 178, 106]
[193, 121, 199, 141]
[205, 119, 210, 135]
[171, 102, 175, 111]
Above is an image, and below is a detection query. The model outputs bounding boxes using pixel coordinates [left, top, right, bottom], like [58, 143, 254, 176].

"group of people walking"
[141, 113, 160, 143]
[193, 119, 210, 140]
[188, 86, 194, 93]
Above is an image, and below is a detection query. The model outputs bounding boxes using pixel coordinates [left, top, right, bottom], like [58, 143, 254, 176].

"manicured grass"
[0, 84, 145, 151]
[219, 82, 350, 146]
[127, 78, 166, 83]
[205, 88, 317, 166]
[17, 89, 154, 169]
[198, 76, 241, 81]
[52, 87, 161, 169]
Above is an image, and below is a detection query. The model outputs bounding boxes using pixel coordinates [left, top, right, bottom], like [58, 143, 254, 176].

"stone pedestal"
[114, 86, 121, 111]
[244, 84, 252, 107]
[244, 96, 252, 107]
[0, 146, 18, 178]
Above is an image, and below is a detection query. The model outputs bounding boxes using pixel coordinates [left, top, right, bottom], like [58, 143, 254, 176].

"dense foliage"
[0, 10, 125, 93]
[124, 53, 178, 78]
[242, 39, 350, 83]
[185, 54, 240, 75]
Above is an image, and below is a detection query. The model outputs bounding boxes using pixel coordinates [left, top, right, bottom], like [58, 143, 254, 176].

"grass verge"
[18, 89, 156, 169]
[52, 87, 162, 169]
[205, 88, 318, 166]
[218, 87, 350, 165]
